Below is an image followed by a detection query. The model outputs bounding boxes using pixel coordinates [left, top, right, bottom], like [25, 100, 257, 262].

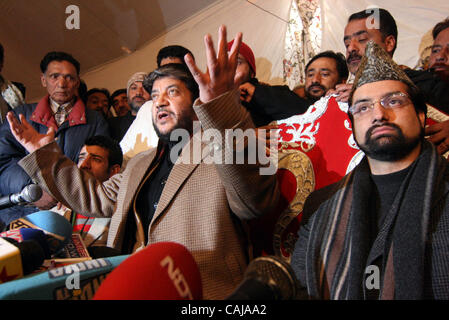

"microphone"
[0, 228, 51, 259]
[0, 184, 43, 210]
[0, 237, 45, 284]
[226, 255, 298, 300]
[0, 254, 128, 299]
[8, 210, 73, 255]
[93, 242, 202, 300]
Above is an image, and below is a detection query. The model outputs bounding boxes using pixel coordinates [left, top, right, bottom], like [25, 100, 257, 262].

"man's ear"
[384, 35, 396, 57]
[418, 110, 426, 129]
[40, 73, 47, 88]
[108, 164, 121, 177]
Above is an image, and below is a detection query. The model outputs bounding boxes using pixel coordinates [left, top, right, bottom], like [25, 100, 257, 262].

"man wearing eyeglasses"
[0, 51, 109, 229]
[290, 41, 449, 300]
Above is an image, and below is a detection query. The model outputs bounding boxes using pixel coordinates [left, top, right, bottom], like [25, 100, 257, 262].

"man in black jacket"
[229, 40, 311, 127]
[0, 51, 109, 229]
[229, 42, 348, 127]
[330, 9, 449, 154]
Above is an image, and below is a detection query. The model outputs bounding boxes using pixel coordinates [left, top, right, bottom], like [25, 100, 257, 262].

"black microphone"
[0, 184, 43, 210]
[226, 255, 298, 300]
[0, 237, 45, 283]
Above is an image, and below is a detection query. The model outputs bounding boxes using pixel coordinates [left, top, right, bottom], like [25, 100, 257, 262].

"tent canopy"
[0, 0, 220, 101]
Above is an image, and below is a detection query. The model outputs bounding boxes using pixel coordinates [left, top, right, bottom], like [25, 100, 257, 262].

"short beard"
[356, 123, 424, 161]
[305, 84, 326, 102]
[130, 100, 143, 114]
[153, 112, 195, 143]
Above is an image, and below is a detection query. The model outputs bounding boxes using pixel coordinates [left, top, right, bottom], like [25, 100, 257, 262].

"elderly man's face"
[429, 27, 449, 82]
[41, 60, 79, 104]
[128, 81, 150, 113]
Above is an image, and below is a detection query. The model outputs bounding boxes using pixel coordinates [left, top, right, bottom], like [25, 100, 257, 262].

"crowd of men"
[0, 7, 448, 299]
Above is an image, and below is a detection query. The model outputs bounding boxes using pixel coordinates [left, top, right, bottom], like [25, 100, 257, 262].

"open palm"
[6, 111, 55, 154]
[185, 25, 242, 103]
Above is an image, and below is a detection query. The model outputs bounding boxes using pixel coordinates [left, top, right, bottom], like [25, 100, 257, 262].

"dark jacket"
[0, 95, 110, 195]
[405, 68, 449, 113]
[243, 78, 312, 127]
[291, 141, 449, 299]
[107, 112, 136, 142]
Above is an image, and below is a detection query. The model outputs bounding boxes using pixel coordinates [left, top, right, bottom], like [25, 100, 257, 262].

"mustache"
[156, 107, 175, 117]
[347, 52, 362, 64]
[307, 83, 326, 92]
[429, 64, 448, 71]
[365, 122, 401, 140]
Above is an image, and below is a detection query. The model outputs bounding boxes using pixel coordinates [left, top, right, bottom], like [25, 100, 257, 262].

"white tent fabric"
[116, 0, 292, 160]
[82, 0, 292, 94]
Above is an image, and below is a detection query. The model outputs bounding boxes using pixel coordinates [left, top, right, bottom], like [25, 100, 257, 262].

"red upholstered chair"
[249, 96, 362, 261]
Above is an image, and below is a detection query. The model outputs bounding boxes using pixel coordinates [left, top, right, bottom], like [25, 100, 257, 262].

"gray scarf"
[304, 140, 447, 299]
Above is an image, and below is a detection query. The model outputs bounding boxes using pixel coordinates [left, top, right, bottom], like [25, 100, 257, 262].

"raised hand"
[185, 25, 242, 103]
[239, 82, 256, 103]
[326, 83, 352, 103]
[6, 111, 56, 154]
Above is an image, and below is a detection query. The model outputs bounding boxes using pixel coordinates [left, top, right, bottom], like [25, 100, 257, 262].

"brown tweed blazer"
[19, 90, 280, 300]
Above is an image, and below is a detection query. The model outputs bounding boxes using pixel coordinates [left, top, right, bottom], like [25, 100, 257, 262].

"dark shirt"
[134, 138, 186, 244]
[405, 68, 449, 113]
[366, 165, 412, 299]
[107, 112, 136, 141]
[243, 78, 312, 127]
[371, 165, 412, 234]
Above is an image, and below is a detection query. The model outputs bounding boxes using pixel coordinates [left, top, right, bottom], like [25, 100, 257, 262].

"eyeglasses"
[349, 92, 412, 117]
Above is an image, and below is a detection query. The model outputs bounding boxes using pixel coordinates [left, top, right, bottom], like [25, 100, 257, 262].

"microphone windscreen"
[0, 228, 51, 258]
[93, 242, 202, 300]
[17, 240, 45, 275]
[0, 255, 128, 299]
[11, 210, 72, 254]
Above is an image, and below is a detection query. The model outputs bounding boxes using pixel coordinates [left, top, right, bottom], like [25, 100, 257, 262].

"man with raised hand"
[6, 26, 279, 300]
[119, 45, 195, 162]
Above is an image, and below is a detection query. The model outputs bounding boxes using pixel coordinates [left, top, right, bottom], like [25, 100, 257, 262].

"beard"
[305, 83, 327, 102]
[356, 123, 424, 161]
[153, 109, 195, 143]
[130, 99, 143, 113]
